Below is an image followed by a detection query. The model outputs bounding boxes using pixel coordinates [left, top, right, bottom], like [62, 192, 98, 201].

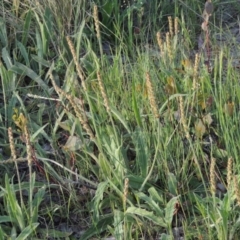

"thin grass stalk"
[123, 177, 129, 240]
[123, 178, 129, 212]
[191, 53, 200, 113]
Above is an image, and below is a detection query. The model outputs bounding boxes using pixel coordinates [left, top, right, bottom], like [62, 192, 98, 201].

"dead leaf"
[224, 102, 235, 116]
[165, 76, 177, 94]
[195, 119, 206, 138]
[203, 113, 213, 125]
[63, 136, 84, 151]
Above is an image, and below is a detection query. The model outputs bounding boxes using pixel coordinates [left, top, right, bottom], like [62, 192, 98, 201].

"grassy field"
[1, 0, 240, 239]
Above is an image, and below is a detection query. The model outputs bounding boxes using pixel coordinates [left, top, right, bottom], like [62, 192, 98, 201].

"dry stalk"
[146, 72, 159, 118]
[156, 32, 164, 54]
[97, 71, 110, 113]
[227, 157, 233, 189]
[123, 178, 129, 211]
[93, 5, 101, 40]
[166, 32, 172, 61]
[8, 127, 17, 161]
[9, 127, 24, 206]
[178, 96, 190, 140]
[174, 17, 179, 35]
[202, 0, 214, 73]
[93, 4, 103, 57]
[66, 36, 87, 92]
[50, 72, 95, 140]
[168, 16, 173, 37]
[210, 157, 216, 195]
[234, 176, 240, 206]
[193, 53, 200, 90]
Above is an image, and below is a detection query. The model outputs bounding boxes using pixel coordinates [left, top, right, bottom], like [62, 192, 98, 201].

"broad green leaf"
[125, 174, 152, 190]
[132, 130, 149, 177]
[126, 206, 167, 227]
[160, 233, 172, 240]
[98, 153, 112, 178]
[2, 47, 13, 69]
[165, 196, 179, 226]
[114, 210, 124, 240]
[148, 187, 164, 205]
[0, 215, 12, 223]
[167, 173, 178, 196]
[134, 191, 164, 218]
[21, 10, 32, 46]
[4, 175, 25, 230]
[0, 19, 8, 46]
[0, 226, 5, 240]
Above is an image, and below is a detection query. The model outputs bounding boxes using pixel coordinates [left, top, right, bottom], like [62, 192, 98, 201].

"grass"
[1, 0, 240, 239]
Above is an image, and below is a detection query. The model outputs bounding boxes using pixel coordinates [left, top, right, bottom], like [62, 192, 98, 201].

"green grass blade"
[16, 223, 39, 240]
[10, 62, 49, 91]
[21, 10, 32, 46]
[132, 83, 142, 127]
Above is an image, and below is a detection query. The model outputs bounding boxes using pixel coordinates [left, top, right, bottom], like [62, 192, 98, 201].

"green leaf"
[0, 215, 12, 223]
[148, 187, 164, 205]
[0, 225, 6, 240]
[114, 210, 124, 240]
[31, 54, 51, 67]
[132, 80, 142, 128]
[4, 175, 25, 230]
[10, 62, 49, 91]
[126, 206, 167, 227]
[132, 130, 149, 177]
[167, 173, 178, 196]
[31, 186, 46, 223]
[165, 196, 179, 227]
[37, 228, 72, 238]
[21, 10, 32, 46]
[125, 174, 152, 190]
[16, 223, 39, 240]
[0, 18, 7, 46]
[2, 47, 13, 69]
[80, 214, 114, 240]
[160, 233, 172, 240]
[16, 41, 30, 66]
[134, 191, 164, 218]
